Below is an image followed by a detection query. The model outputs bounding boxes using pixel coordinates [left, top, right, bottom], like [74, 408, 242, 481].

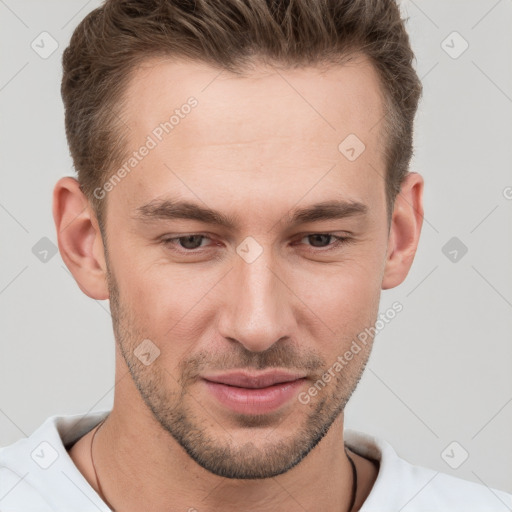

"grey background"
[1, 0, 511, 496]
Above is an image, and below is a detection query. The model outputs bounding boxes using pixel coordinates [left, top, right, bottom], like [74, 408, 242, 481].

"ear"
[52, 177, 109, 300]
[381, 172, 424, 290]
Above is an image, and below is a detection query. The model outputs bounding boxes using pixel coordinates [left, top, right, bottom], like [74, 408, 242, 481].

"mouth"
[202, 370, 307, 388]
[201, 370, 307, 415]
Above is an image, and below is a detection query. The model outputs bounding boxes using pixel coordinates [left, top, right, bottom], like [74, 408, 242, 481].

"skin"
[54, 54, 423, 511]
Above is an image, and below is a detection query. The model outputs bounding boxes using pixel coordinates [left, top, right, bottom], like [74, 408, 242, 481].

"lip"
[202, 370, 307, 388]
[202, 370, 307, 415]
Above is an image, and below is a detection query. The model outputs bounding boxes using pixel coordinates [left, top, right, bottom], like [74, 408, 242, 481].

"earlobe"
[52, 177, 110, 300]
[381, 172, 424, 290]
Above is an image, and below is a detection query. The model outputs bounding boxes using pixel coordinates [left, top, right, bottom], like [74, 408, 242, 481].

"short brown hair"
[61, 0, 422, 230]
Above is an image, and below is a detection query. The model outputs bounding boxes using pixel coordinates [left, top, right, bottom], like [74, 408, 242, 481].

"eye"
[162, 234, 214, 251]
[299, 233, 352, 251]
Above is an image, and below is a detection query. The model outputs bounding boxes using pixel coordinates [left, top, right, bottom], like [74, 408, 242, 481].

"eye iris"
[179, 235, 204, 249]
[308, 234, 331, 247]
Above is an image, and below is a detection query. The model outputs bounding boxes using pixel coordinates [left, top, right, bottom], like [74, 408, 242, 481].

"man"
[1, 0, 510, 510]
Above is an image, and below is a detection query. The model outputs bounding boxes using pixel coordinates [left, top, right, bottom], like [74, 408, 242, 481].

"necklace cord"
[345, 446, 358, 512]
[90, 417, 116, 511]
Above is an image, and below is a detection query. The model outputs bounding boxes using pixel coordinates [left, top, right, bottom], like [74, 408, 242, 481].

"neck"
[91, 401, 358, 511]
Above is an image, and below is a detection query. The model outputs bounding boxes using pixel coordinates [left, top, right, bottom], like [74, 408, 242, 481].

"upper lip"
[202, 370, 306, 389]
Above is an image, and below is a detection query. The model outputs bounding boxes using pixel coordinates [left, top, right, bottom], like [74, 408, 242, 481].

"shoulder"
[0, 465, 54, 511]
[344, 429, 512, 512]
[0, 410, 110, 511]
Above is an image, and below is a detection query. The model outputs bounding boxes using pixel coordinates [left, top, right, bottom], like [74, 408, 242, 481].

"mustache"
[177, 342, 326, 382]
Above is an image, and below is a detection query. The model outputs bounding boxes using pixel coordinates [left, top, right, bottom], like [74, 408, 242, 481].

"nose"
[217, 246, 295, 353]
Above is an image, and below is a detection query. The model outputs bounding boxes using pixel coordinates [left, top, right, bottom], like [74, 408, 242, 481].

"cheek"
[111, 252, 218, 361]
[291, 259, 382, 343]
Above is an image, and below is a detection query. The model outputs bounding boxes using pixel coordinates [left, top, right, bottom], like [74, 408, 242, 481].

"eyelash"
[160, 233, 353, 254]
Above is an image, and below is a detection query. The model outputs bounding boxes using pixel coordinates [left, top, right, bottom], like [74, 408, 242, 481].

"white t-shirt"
[1, 410, 511, 511]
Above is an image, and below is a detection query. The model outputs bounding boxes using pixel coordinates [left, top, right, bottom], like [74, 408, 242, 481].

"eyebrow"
[134, 198, 368, 229]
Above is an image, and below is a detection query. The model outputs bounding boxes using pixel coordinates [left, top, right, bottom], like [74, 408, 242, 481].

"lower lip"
[203, 378, 306, 415]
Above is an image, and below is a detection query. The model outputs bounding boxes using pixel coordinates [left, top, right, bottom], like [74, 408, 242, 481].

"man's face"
[103, 55, 389, 478]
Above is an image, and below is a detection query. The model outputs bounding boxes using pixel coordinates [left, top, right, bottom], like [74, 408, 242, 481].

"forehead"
[124, 55, 385, 144]
[109, 56, 387, 223]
